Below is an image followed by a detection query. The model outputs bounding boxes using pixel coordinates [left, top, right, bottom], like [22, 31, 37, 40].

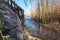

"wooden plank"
[10, 0, 12, 9]
[13, 2, 15, 9]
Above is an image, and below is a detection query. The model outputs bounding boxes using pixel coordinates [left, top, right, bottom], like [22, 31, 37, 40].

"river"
[24, 16, 40, 32]
[23, 16, 60, 40]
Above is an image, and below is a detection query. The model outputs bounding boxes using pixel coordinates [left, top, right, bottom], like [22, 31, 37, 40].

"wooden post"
[17, 6, 19, 13]
[14, 2, 15, 9]
[10, 0, 12, 9]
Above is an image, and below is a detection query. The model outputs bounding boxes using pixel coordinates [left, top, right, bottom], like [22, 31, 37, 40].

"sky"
[13, 0, 32, 15]
[13, 0, 60, 15]
[13, 0, 37, 16]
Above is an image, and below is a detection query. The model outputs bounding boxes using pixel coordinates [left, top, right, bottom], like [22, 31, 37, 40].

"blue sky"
[13, 0, 38, 15]
[13, 0, 32, 14]
[13, 0, 60, 15]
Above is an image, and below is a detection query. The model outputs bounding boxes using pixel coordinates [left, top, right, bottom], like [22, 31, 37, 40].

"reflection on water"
[24, 16, 40, 31]
[23, 16, 41, 40]
[24, 16, 60, 40]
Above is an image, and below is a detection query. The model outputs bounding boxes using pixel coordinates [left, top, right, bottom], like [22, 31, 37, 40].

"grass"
[0, 18, 10, 40]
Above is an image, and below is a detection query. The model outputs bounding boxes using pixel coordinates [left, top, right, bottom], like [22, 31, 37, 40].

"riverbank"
[24, 16, 60, 40]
